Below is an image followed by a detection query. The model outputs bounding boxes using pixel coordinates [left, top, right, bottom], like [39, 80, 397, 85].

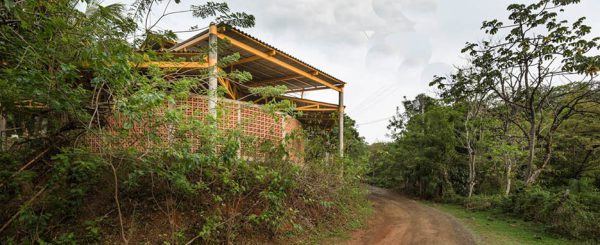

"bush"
[459, 188, 600, 241]
[507, 187, 600, 241]
[441, 192, 465, 205]
[543, 193, 600, 240]
[511, 186, 553, 221]
[462, 195, 508, 211]
[577, 191, 600, 213]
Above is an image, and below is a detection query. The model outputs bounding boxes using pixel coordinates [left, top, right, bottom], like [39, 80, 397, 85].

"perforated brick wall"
[85, 95, 302, 156]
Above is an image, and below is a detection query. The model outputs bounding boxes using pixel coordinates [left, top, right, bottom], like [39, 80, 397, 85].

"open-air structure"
[148, 24, 346, 156]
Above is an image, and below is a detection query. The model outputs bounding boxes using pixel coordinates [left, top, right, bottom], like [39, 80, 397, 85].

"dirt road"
[343, 186, 476, 245]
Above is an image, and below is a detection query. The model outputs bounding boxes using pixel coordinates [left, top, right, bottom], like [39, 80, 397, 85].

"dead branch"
[0, 185, 48, 235]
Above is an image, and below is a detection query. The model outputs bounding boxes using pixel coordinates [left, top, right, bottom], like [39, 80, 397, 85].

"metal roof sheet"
[171, 25, 345, 90]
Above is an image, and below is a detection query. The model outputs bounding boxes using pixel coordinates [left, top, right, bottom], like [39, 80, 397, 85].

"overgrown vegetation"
[0, 0, 369, 243]
[428, 202, 584, 245]
[368, 0, 599, 242]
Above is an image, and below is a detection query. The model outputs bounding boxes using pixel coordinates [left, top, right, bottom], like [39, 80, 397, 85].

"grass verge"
[305, 203, 372, 244]
[298, 188, 373, 245]
[427, 203, 587, 245]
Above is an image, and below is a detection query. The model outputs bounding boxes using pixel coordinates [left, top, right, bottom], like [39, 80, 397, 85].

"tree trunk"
[467, 152, 476, 198]
[525, 115, 536, 182]
[525, 134, 554, 185]
[443, 167, 452, 198]
[504, 155, 512, 196]
[526, 154, 549, 185]
[464, 112, 476, 198]
[468, 179, 475, 198]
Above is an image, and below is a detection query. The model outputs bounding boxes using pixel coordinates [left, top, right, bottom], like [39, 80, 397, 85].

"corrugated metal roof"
[225, 27, 345, 86]
[171, 25, 345, 88]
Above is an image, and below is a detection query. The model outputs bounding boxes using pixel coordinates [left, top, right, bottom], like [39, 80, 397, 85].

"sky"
[101, 0, 600, 143]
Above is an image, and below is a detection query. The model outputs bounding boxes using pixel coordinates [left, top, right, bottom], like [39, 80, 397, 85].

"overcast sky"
[102, 0, 600, 143]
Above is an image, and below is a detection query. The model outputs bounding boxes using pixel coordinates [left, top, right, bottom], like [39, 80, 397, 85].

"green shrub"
[463, 195, 508, 211]
[577, 191, 600, 213]
[506, 187, 600, 241]
[511, 186, 553, 221]
[542, 191, 600, 240]
[441, 192, 465, 205]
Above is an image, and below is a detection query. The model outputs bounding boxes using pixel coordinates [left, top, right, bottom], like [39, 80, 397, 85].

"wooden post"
[338, 89, 344, 158]
[208, 23, 218, 123]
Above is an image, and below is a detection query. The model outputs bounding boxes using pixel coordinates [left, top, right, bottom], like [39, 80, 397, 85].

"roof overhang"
[170, 25, 345, 93]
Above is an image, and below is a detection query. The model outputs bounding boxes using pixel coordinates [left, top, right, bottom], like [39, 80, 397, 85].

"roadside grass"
[427, 203, 587, 245]
[301, 198, 373, 244]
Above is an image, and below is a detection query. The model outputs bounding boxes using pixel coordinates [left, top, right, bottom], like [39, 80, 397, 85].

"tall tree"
[435, 68, 494, 197]
[386, 95, 464, 198]
[434, 0, 600, 185]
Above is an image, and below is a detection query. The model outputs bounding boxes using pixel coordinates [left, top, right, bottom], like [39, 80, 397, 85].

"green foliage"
[249, 85, 288, 98]
[430, 202, 584, 245]
[372, 91, 599, 240]
[365, 142, 397, 188]
[1, 0, 134, 128]
[0, 0, 368, 244]
[462, 195, 508, 211]
[369, 0, 599, 241]
[442, 189, 600, 240]
[434, 0, 600, 185]
[370, 95, 466, 199]
[84, 219, 102, 242]
[508, 187, 600, 240]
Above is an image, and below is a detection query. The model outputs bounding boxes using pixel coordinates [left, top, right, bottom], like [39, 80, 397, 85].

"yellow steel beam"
[137, 61, 209, 69]
[281, 96, 340, 112]
[217, 77, 237, 100]
[15, 100, 47, 109]
[284, 86, 331, 94]
[295, 104, 318, 110]
[171, 33, 209, 51]
[295, 108, 338, 112]
[215, 67, 239, 100]
[232, 50, 277, 66]
[279, 96, 339, 108]
[249, 74, 303, 86]
[229, 28, 345, 87]
[217, 33, 342, 92]
[155, 52, 204, 57]
[233, 55, 262, 65]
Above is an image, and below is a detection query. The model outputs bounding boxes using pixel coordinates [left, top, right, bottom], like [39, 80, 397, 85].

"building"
[143, 24, 346, 156]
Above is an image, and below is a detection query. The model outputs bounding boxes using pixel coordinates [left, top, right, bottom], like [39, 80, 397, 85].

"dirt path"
[342, 186, 476, 245]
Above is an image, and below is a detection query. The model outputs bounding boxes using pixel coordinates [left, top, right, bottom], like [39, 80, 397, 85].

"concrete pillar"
[338, 89, 344, 158]
[208, 23, 218, 122]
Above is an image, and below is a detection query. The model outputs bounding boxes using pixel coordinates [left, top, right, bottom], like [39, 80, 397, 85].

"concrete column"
[208, 23, 218, 123]
[338, 89, 344, 158]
